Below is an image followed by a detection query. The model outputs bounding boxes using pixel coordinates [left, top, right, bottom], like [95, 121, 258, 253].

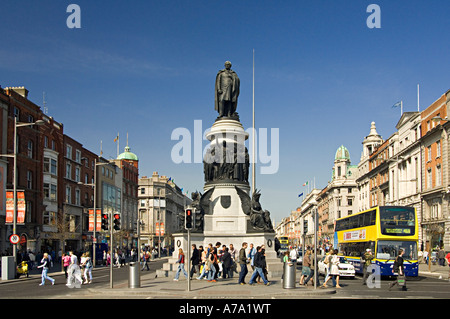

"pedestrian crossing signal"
[185, 208, 194, 230]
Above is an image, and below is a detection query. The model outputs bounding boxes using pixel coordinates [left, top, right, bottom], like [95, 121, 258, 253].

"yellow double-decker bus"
[278, 236, 290, 252]
[335, 206, 418, 276]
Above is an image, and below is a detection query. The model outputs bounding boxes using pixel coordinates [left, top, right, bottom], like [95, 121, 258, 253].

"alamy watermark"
[366, 4, 381, 29]
[66, 4, 81, 29]
[171, 120, 280, 175]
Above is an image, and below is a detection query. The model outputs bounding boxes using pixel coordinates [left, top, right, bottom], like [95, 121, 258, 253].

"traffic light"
[185, 208, 194, 230]
[101, 213, 109, 230]
[113, 213, 121, 230]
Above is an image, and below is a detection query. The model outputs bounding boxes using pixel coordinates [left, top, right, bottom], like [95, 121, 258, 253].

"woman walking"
[300, 250, 311, 285]
[322, 249, 341, 288]
[82, 251, 93, 284]
[38, 253, 55, 286]
[173, 248, 189, 281]
[62, 253, 71, 280]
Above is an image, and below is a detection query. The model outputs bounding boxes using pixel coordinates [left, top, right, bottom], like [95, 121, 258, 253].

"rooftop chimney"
[7, 87, 29, 99]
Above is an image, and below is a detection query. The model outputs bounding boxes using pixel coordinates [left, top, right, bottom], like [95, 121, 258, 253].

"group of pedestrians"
[38, 250, 93, 288]
[237, 242, 270, 286]
[170, 241, 270, 286]
[174, 242, 235, 282]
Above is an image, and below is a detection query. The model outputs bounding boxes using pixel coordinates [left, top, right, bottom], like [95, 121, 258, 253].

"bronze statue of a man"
[215, 61, 240, 118]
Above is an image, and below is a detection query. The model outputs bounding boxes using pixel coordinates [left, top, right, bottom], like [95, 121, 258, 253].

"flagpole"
[401, 101, 403, 115]
[252, 49, 256, 193]
[417, 84, 420, 111]
[117, 132, 120, 158]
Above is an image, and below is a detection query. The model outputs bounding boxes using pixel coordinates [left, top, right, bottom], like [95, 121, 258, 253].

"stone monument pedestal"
[156, 62, 282, 279]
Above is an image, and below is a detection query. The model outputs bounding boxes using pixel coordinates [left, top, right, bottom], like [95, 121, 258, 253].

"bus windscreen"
[379, 207, 415, 236]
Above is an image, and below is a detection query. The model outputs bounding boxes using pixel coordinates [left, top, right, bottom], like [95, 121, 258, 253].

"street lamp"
[78, 159, 110, 268]
[0, 118, 44, 262]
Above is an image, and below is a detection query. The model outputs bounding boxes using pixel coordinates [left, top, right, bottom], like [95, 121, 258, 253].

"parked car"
[318, 256, 355, 278]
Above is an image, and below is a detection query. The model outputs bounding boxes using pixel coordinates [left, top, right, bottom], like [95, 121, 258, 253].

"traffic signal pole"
[187, 228, 191, 292]
[110, 211, 113, 289]
[184, 207, 194, 292]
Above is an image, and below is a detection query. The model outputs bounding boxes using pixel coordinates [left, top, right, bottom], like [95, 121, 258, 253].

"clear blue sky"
[1, 1, 449, 224]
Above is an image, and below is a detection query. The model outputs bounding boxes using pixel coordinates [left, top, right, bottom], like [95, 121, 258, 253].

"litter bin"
[283, 262, 296, 289]
[128, 262, 140, 288]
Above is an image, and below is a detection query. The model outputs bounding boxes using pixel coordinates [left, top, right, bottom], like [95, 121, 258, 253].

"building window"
[427, 146, 432, 162]
[51, 159, 57, 175]
[27, 170, 32, 189]
[66, 162, 72, 179]
[27, 140, 33, 158]
[44, 136, 48, 148]
[66, 145, 72, 159]
[44, 183, 50, 199]
[43, 211, 57, 226]
[436, 141, 441, 158]
[427, 168, 432, 189]
[44, 158, 50, 173]
[430, 200, 440, 219]
[66, 186, 72, 204]
[75, 189, 81, 206]
[26, 201, 32, 223]
[75, 150, 81, 163]
[140, 188, 145, 195]
[436, 165, 442, 186]
[51, 184, 57, 201]
[75, 167, 80, 182]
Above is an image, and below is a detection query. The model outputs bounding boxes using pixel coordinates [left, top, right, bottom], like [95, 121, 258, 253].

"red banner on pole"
[89, 209, 102, 232]
[5, 191, 13, 224]
[96, 209, 101, 232]
[17, 191, 26, 224]
[88, 209, 94, 231]
[155, 222, 160, 236]
[5, 191, 26, 224]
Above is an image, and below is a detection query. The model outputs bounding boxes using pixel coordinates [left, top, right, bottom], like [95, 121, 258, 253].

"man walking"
[362, 248, 374, 285]
[238, 242, 248, 285]
[190, 244, 200, 279]
[248, 246, 270, 286]
[141, 250, 150, 271]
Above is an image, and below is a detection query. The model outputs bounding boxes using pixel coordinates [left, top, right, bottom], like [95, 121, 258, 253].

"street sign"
[9, 234, 20, 245]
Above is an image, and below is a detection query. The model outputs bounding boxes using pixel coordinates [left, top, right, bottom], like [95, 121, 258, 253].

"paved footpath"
[86, 270, 336, 299]
[84, 261, 450, 299]
[3, 260, 449, 299]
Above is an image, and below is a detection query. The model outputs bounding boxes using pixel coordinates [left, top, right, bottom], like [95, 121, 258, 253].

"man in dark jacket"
[238, 242, 248, 285]
[220, 247, 232, 279]
[190, 244, 200, 279]
[248, 246, 270, 286]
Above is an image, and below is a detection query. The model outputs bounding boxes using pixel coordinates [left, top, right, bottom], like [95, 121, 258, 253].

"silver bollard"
[128, 262, 141, 288]
[283, 262, 296, 289]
